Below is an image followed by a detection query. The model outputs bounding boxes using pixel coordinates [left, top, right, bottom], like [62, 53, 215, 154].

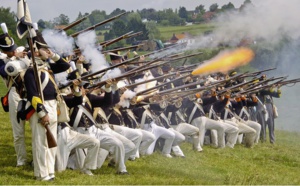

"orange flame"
[192, 47, 254, 76]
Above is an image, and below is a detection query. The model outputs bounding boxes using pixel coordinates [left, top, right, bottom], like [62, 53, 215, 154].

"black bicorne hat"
[0, 33, 18, 52]
[109, 52, 123, 61]
[29, 31, 49, 50]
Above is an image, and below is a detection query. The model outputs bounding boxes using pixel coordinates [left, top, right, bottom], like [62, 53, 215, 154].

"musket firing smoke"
[192, 47, 254, 76]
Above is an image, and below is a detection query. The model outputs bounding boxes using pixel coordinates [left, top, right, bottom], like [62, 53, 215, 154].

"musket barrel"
[62, 15, 89, 31]
[70, 12, 127, 37]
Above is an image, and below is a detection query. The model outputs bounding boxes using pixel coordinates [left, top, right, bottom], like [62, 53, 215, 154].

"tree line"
[0, 0, 253, 47]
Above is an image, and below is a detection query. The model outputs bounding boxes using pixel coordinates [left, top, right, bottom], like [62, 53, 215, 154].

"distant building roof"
[203, 12, 215, 22]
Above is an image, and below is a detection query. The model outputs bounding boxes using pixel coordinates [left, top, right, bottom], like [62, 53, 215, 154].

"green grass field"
[0, 80, 300, 185]
[157, 23, 215, 41]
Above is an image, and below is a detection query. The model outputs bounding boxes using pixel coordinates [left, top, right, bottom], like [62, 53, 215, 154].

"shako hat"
[0, 33, 17, 52]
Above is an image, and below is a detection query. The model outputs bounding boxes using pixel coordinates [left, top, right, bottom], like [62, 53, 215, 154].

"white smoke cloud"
[42, 29, 74, 55]
[54, 71, 69, 86]
[186, 0, 300, 132]
[189, 0, 300, 49]
[100, 68, 122, 81]
[118, 89, 136, 108]
[76, 31, 109, 73]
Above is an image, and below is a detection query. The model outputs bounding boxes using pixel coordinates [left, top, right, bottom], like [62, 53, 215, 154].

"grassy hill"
[157, 23, 215, 42]
[0, 80, 300, 185]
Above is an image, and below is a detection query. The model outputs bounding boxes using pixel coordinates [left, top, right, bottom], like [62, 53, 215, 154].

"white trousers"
[29, 99, 57, 178]
[143, 122, 175, 155]
[9, 87, 27, 165]
[225, 118, 256, 147]
[113, 125, 143, 159]
[77, 125, 127, 172]
[171, 123, 201, 151]
[213, 120, 239, 148]
[192, 117, 239, 148]
[191, 116, 225, 148]
[56, 126, 100, 172]
[101, 125, 136, 161]
[139, 129, 156, 156]
[245, 120, 261, 143]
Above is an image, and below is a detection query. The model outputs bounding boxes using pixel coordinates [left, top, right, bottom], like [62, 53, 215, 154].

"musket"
[125, 72, 177, 89]
[27, 29, 57, 148]
[101, 44, 143, 54]
[178, 69, 194, 74]
[234, 78, 286, 96]
[100, 31, 144, 48]
[58, 54, 145, 89]
[167, 85, 215, 103]
[62, 44, 194, 89]
[276, 77, 300, 87]
[125, 52, 203, 74]
[61, 15, 89, 31]
[74, 43, 143, 55]
[217, 78, 260, 95]
[129, 52, 204, 95]
[128, 52, 185, 65]
[136, 70, 247, 97]
[70, 12, 127, 37]
[175, 63, 198, 71]
[155, 78, 225, 97]
[244, 76, 288, 91]
[127, 42, 188, 63]
[139, 81, 216, 104]
[86, 58, 178, 89]
[240, 67, 277, 78]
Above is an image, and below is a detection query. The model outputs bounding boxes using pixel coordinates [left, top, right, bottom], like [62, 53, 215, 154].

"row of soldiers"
[0, 24, 281, 181]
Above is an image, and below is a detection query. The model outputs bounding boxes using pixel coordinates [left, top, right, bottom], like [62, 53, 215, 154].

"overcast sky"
[2, 0, 259, 22]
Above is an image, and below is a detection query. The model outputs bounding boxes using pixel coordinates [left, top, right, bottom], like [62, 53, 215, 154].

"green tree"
[160, 20, 169, 26]
[0, 7, 27, 46]
[195, 14, 205, 23]
[126, 18, 148, 43]
[73, 12, 91, 33]
[53, 14, 70, 25]
[126, 12, 142, 22]
[0, 7, 17, 36]
[37, 19, 46, 29]
[138, 8, 157, 21]
[109, 8, 127, 23]
[240, 0, 254, 10]
[89, 10, 106, 30]
[178, 6, 188, 20]
[209, 3, 219, 12]
[112, 20, 127, 37]
[145, 21, 160, 40]
[221, 2, 235, 11]
[195, 5, 206, 14]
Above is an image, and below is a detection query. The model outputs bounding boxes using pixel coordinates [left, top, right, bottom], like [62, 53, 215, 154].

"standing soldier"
[23, 30, 70, 181]
[0, 24, 30, 167]
[258, 77, 281, 144]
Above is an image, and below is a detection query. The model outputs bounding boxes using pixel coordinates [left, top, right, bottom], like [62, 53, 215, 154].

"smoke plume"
[42, 29, 74, 55]
[76, 31, 109, 73]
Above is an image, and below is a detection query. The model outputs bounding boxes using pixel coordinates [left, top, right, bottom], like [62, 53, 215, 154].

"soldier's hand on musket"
[77, 55, 85, 64]
[40, 114, 50, 127]
[72, 79, 81, 89]
[223, 90, 231, 98]
[184, 76, 192, 83]
[139, 55, 145, 62]
[210, 88, 217, 97]
[105, 79, 113, 88]
[235, 93, 242, 98]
